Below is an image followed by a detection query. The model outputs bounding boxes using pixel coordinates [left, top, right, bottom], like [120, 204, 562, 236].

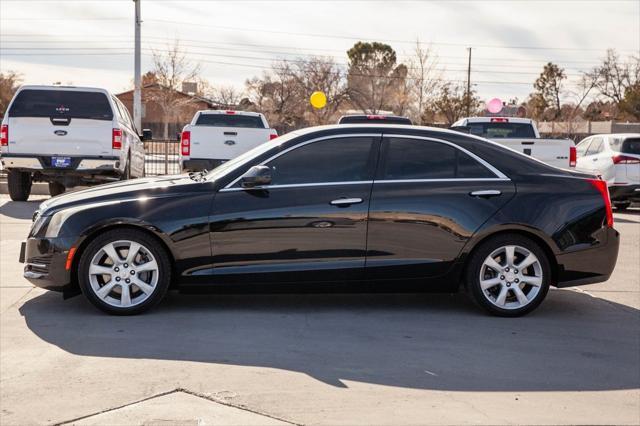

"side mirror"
[240, 165, 272, 188]
[450, 125, 471, 134]
[141, 129, 153, 141]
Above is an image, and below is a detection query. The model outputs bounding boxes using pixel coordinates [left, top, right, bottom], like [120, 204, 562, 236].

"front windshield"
[205, 131, 301, 181]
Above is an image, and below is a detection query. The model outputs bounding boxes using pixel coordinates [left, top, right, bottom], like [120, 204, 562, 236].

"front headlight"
[45, 210, 75, 238]
[30, 214, 50, 237]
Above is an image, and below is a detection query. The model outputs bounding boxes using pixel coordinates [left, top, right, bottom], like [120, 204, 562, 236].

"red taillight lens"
[181, 130, 191, 156]
[0, 124, 8, 146]
[269, 131, 278, 140]
[226, 110, 235, 114]
[490, 117, 509, 123]
[366, 115, 386, 120]
[612, 154, 640, 164]
[589, 178, 613, 228]
[112, 128, 122, 150]
[569, 146, 577, 167]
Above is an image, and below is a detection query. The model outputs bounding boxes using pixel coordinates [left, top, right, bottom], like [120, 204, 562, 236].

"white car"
[179, 110, 277, 172]
[451, 117, 576, 170]
[575, 133, 640, 210]
[1, 85, 148, 201]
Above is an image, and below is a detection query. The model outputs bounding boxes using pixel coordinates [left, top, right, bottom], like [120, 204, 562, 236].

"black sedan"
[20, 124, 619, 316]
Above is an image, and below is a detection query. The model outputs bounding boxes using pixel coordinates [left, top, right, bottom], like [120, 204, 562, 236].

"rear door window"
[586, 137, 603, 155]
[380, 137, 496, 180]
[9, 89, 114, 120]
[196, 114, 265, 128]
[576, 138, 592, 156]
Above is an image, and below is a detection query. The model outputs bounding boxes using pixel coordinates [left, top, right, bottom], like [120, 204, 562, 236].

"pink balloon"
[487, 98, 503, 114]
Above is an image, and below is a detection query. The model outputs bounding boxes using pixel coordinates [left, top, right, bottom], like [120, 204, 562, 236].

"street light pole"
[466, 47, 472, 117]
[133, 0, 142, 132]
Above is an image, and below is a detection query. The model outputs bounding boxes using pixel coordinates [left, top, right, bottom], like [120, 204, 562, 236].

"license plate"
[51, 156, 71, 168]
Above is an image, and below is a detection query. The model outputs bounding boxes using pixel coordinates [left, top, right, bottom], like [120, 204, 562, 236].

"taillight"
[0, 124, 8, 146]
[269, 130, 278, 140]
[181, 130, 191, 156]
[112, 128, 122, 150]
[366, 115, 386, 120]
[226, 110, 235, 114]
[569, 146, 577, 167]
[490, 117, 509, 123]
[589, 178, 613, 228]
[612, 154, 640, 164]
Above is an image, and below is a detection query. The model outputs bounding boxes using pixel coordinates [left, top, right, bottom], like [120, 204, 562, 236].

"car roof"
[462, 117, 533, 124]
[198, 110, 263, 117]
[17, 85, 111, 94]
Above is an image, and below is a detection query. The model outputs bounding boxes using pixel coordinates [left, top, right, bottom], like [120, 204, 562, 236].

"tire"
[77, 228, 171, 315]
[466, 234, 551, 317]
[613, 202, 631, 211]
[48, 181, 66, 197]
[7, 170, 32, 201]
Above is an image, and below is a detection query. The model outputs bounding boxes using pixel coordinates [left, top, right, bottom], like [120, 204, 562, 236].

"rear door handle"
[469, 190, 502, 198]
[330, 197, 363, 206]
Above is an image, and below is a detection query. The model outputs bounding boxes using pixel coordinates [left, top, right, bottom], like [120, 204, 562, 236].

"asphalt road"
[1, 194, 638, 425]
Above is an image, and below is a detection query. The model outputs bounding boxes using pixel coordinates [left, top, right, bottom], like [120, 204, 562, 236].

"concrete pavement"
[1, 194, 638, 425]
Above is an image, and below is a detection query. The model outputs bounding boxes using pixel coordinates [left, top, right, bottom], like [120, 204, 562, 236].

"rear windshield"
[467, 122, 536, 139]
[196, 114, 265, 128]
[339, 115, 412, 125]
[9, 89, 113, 120]
[611, 137, 640, 155]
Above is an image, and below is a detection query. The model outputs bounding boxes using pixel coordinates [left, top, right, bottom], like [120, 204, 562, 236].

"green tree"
[346, 42, 407, 113]
[530, 62, 566, 120]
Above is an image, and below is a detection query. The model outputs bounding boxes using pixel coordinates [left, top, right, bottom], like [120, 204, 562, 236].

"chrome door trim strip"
[219, 180, 375, 192]
[374, 178, 510, 184]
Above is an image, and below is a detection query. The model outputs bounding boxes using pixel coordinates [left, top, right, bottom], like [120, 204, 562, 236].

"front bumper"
[19, 236, 76, 292]
[555, 227, 620, 287]
[1, 154, 120, 173]
[609, 184, 640, 202]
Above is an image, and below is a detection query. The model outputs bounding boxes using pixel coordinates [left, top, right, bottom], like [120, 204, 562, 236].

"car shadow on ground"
[0, 200, 45, 220]
[19, 288, 640, 392]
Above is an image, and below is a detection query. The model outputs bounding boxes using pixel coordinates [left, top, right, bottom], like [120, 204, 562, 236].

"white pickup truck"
[179, 110, 277, 172]
[451, 117, 576, 169]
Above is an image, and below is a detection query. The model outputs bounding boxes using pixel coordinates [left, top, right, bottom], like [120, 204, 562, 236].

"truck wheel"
[48, 181, 66, 197]
[7, 170, 32, 201]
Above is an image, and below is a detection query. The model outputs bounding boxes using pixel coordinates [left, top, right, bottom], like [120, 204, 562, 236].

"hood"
[38, 174, 202, 215]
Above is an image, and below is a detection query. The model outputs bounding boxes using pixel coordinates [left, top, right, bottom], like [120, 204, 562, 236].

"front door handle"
[330, 197, 363, 206]
[469, 190, 502, 198]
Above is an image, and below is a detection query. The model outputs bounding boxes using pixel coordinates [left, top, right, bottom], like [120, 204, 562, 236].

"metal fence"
[144, 139, 180, 176]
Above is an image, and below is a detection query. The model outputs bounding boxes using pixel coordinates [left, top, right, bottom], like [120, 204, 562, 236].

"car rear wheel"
[48, 181, 65, 197]
[467, 234, 551, 317]
[78, 229, 171, 315]
[7, 170, 32, 201]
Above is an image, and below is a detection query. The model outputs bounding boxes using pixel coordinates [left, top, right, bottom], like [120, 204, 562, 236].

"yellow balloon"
[310, 91, 327, 109]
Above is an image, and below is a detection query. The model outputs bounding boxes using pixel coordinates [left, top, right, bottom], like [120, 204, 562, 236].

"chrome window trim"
[375, 178, 510, 184]
[223, 133, 382, 189]
[220, 180, 374, 192]
[383, 133, 509, 180]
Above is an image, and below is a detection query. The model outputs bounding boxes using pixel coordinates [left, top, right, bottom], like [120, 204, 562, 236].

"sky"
[1, 0, 639, 104]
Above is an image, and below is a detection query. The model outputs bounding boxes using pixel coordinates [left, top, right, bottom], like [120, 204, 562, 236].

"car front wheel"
[466, 234, 551, 317]
[78, 229, 171, 315]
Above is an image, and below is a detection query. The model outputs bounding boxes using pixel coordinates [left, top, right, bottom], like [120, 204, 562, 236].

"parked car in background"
[179, 110, 277, 172]
[0, 85, 147, 201]
[575, 133, 640, 210]
[20, 124, 618, 316]
[451, 117, 576, 169]
[338, 114, 413, 125]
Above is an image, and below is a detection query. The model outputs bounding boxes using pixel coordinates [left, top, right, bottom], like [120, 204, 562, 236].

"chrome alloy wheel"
[88, 240, 159, 308]
[479, 245, 543, 310]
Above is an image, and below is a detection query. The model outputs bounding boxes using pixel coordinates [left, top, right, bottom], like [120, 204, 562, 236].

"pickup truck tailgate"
[189, 127, 272, 159]
[6, 117, 112, 156]
[497, 138, 572, 168]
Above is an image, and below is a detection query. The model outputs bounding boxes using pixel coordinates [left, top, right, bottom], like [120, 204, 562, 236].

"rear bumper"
[609, 184, 640, 202]
[0, 154, 120, 174]
[555, 227, 620, 288]
[180, 158, 227, 172]
[19, 236, 75, 292]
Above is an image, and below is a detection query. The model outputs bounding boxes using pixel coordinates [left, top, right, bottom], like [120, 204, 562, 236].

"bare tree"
[586, 49, 639, 104]
[407, 41, 442, 124]
[425, 83, 480, 125]
[210, 85, 244, 108]
[0, 71, 22, 117]
[149, 41, 201, 139]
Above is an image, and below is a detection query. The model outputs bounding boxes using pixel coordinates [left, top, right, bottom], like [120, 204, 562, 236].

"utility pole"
[466, 47, 472, 117]
[133, 0, 142, 131]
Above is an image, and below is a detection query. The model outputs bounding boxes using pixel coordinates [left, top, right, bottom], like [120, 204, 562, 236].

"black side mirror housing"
[240, 165, 272, 188]
[141, 129, 153, 141]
